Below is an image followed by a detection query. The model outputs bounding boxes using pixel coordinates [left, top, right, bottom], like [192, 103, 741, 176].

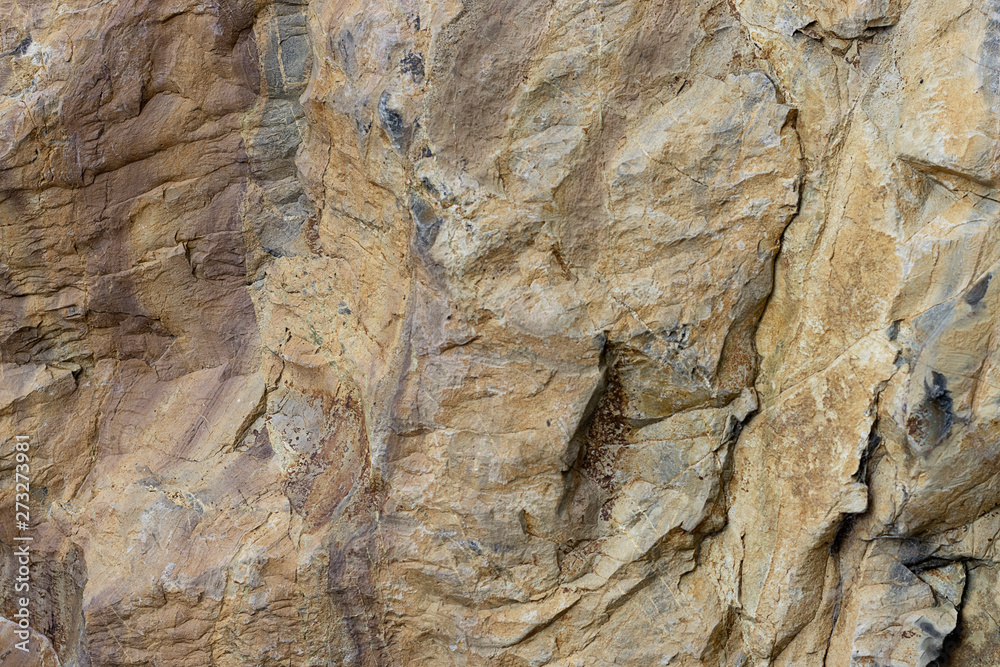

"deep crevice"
[927, 561, 968, 667]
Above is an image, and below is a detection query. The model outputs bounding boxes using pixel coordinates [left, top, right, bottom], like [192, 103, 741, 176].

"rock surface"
[0, 0, 998, 665]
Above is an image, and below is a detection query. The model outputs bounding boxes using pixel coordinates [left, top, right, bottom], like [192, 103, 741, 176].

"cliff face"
[1, 0, 999, 665]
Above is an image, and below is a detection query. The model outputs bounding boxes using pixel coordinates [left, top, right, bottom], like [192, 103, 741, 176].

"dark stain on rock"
[249, 425, 274, 460]
[888, 558, 920, 586]
[964, 273, 991, 306]
[326, 528, 388, 664]
[378, 91, 409, 150]
[401, 51, 424, 82]
[11, 36, 31, 56]
[410, 193, 442, 250]
[599, 498, 616, 521]
[918, 619, 943, 639]
[335, 30, 356, 78]
[928, 371, 955, 432]
[887, 319, 900, 341]
[907, 371, 955, 450]
[260, 11, 311, 96]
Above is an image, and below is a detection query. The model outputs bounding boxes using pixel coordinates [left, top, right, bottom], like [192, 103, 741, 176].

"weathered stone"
[1, 0, 1000, 664]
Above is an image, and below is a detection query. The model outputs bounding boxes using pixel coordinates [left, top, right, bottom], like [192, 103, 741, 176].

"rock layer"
[0, 0, 999, 665]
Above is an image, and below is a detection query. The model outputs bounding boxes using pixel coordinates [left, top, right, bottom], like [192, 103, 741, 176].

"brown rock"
[0, 0, 999, 665]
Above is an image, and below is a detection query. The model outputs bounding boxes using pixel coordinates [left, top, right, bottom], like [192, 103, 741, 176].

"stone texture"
[0, 0, 998, 665]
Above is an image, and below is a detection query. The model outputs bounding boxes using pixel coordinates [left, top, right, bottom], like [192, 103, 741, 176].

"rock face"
[1, 0, 999, 665]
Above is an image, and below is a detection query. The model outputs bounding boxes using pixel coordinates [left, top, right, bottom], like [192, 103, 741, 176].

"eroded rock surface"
[0, 0, 998, 665]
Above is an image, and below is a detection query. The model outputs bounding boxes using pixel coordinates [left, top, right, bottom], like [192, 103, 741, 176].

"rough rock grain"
[0, 0, 999, 665]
